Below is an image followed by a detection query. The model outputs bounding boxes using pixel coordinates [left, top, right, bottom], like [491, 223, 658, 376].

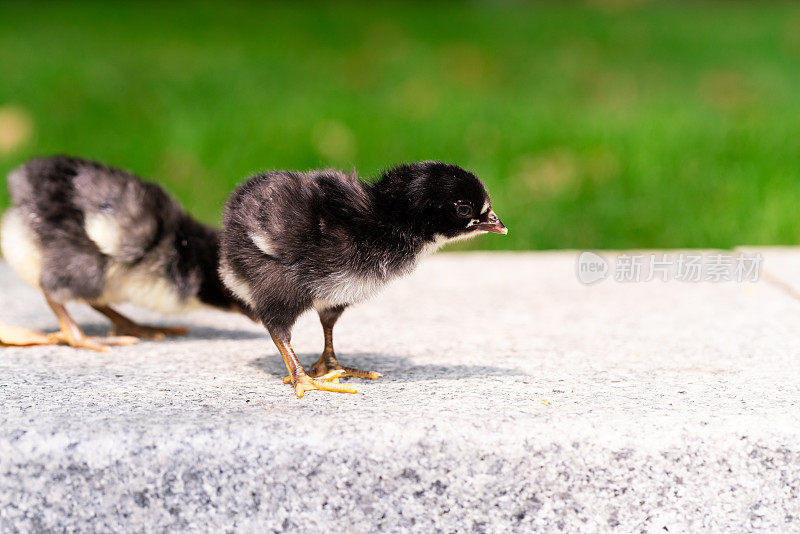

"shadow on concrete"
[248, 352, 524, 381]
[181, 326, 264, 340]
[73, 322, 264, 340]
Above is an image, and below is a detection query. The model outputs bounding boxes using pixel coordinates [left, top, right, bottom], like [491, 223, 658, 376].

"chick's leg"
[282, 306, 380, 382]
[44, 294, 138, 352]
[309, 306, 381, 380]
[270, 331, 357, 398]
[91, 304, 188, 340]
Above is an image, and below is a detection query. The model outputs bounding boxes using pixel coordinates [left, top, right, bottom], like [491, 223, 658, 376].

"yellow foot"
[0, 322, 52, 346]
[48, 332, 139, 353]
[290, 370, 358, 397]
[110, 324, 188, 340]
[0, 322, 139, 352]
[283, 354, 381, 384]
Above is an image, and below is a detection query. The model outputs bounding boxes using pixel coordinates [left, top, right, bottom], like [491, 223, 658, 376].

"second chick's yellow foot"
[90, 304, 188, 340]
[110, 324, 188, 340]
[283, 353, 381, 384]
[290, 370, 358, 397]
[0, 323, 136, 352]
[47, 332, 139, 353]
[0, 322, 54, 347]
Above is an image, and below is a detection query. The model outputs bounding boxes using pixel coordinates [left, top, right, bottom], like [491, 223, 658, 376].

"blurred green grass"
[2, 1, 800, 250]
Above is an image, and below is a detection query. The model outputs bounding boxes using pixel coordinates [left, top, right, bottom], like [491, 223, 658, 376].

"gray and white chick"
[1, 156, 251, 351]
[220, 161, 507, 397]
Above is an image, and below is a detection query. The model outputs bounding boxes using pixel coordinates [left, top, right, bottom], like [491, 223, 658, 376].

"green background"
[1, 1, 799, 250]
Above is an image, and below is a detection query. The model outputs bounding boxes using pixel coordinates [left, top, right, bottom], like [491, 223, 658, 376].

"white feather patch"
[421, 232, 480, 257]
[421, 234, 450, 257]
[250, 232, 277, 257]
[481, 199, 490, 215]
[0, 208, 42, 289]
[97, 263, 202, 313]
[313, 272, 388, 307]
[220, 268, 255, 307]
[85, 213, 122, 256]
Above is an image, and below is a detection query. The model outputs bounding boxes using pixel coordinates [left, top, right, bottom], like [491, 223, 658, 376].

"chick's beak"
[473, 210, 508, 235]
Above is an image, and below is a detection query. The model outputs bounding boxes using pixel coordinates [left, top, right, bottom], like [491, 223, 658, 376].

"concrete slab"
[1, 251, 799, 532]
[740, 246, 800, 302]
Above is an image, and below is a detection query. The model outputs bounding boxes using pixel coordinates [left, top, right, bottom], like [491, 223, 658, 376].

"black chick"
[0, 156, 251, 351]
[220, 161, 507, 397]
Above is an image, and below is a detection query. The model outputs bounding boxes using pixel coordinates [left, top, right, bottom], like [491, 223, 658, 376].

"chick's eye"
[456, 204, 473, 218]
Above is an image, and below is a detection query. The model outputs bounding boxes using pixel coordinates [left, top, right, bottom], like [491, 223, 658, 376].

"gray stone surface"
[1, 251, 799, 533]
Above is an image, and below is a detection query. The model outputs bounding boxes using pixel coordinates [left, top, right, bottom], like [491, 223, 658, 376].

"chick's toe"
[292, 372, 358, 398]
[282, 354, 380, 383]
